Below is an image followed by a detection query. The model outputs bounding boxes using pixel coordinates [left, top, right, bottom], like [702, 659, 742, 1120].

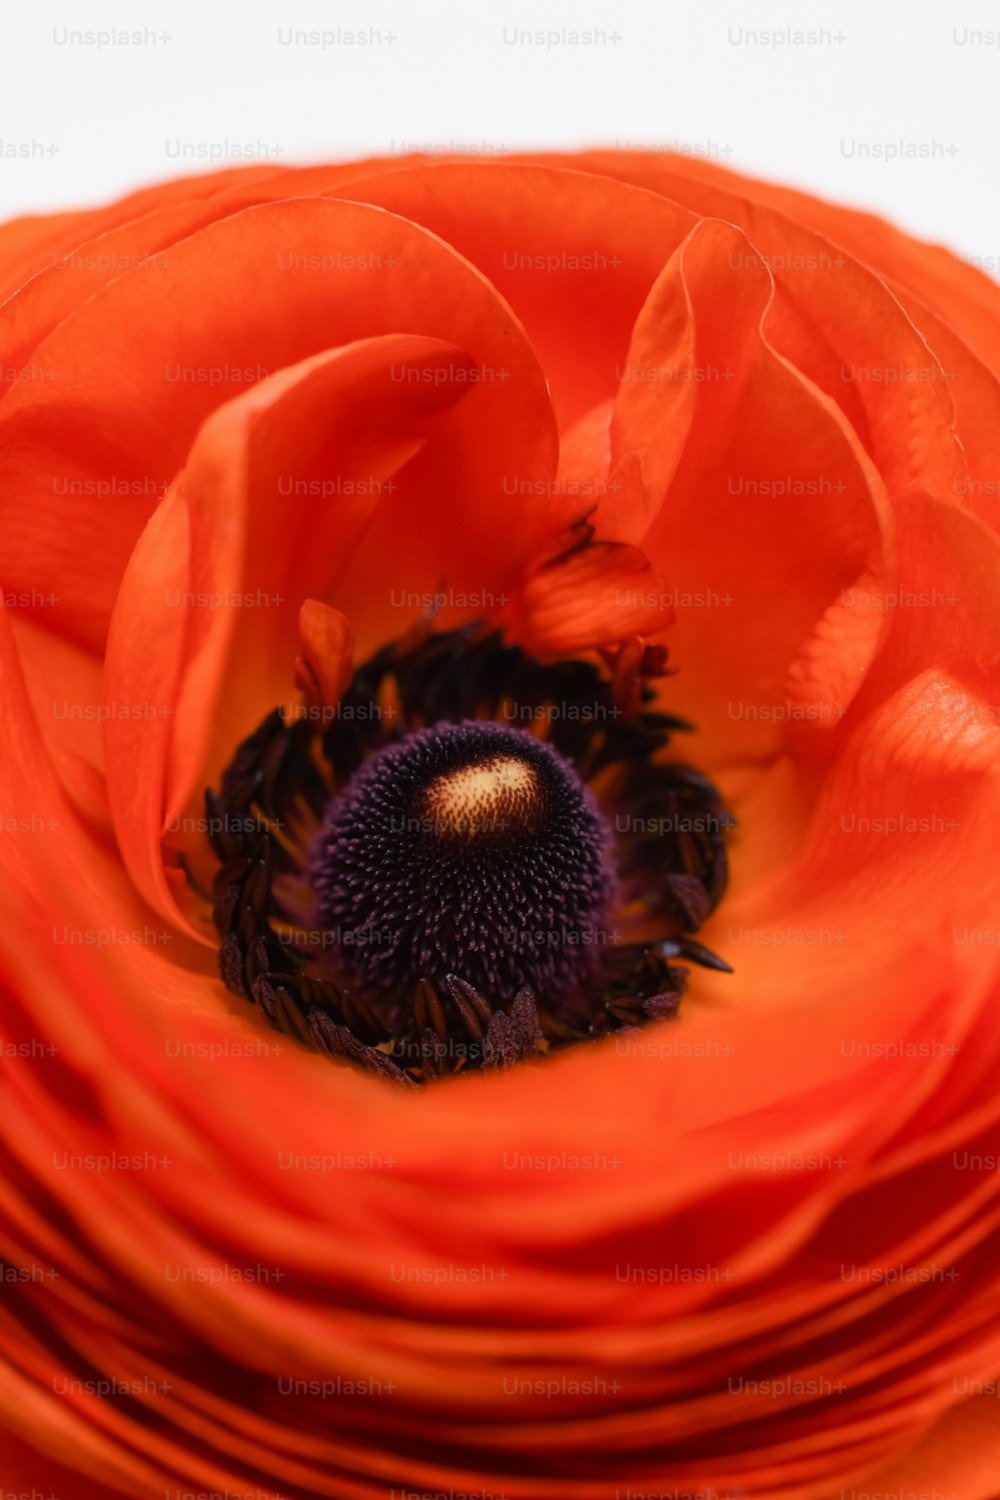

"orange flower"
[2, 153, 1000, 1500]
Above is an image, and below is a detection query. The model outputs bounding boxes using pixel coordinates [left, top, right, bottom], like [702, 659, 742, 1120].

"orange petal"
[0, 194, 557, 653]
[334, 160, 697, 430]
[104, 332, 545, 924]
[294, 600, 354, 710]
[506, 540, 673, 657]
[619, 218, 892, 768]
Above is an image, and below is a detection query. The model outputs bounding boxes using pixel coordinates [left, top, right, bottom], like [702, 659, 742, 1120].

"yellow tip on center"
[421, 755, 541, 839]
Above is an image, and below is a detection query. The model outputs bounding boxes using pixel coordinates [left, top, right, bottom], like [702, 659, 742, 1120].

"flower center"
[207, 624, 734, 1084]
[310, 721, 615, 999]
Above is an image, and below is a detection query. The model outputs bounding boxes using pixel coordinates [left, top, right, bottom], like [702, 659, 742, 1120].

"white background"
[0, 0, 995, 264]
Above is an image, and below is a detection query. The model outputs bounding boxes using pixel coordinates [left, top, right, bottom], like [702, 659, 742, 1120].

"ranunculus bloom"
[2, 151, 1000, 1500]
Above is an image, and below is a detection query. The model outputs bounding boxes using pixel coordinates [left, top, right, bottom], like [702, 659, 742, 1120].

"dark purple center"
[310, 720, 616, 1000]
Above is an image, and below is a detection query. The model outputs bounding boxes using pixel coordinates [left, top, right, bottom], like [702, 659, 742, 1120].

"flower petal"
[0, 195, 557, 652]
[334, 160, 697, 430]
[104, 331, 551, 924]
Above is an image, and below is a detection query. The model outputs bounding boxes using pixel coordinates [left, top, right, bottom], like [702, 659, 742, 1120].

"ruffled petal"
[0, 194, 557, 653]
[333, 160, 697, 429]
[104, 332, 555, 925]
[615, 217, 892, 768]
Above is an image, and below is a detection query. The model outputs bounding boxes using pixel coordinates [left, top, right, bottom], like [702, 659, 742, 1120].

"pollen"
[418, 755, 542, 839]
